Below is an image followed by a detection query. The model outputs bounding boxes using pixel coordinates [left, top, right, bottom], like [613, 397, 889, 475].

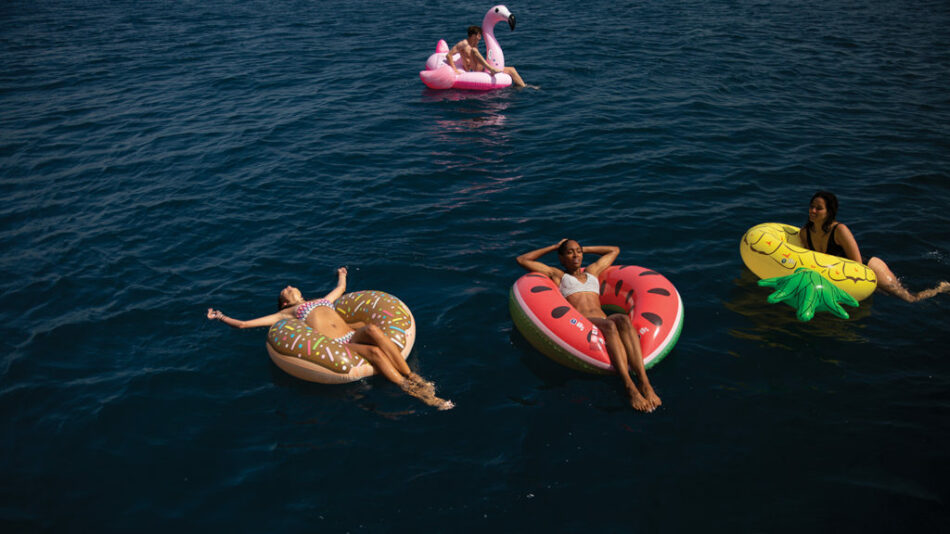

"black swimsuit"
[806, 223, 866, 264]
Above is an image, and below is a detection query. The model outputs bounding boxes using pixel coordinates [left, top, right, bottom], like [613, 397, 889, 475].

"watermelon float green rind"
[509, 287, 612, 374]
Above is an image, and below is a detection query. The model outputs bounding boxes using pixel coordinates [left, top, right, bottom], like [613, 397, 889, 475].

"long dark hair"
[805, 190, 838, 233]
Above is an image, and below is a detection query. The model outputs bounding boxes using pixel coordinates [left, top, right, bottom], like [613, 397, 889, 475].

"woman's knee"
[867, 257, 896, 283]
[599, 320, 618, 336]
[610, 315, 631, 330]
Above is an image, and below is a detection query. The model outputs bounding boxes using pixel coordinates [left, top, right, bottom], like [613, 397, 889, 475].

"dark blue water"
[3, 0, 950, 531]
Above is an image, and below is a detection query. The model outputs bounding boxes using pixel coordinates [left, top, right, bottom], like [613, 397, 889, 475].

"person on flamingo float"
[517, 239, 662, 412]
[448, 25, 526, 88]
[207, 267, 453, 410]
[800, 191, 949, 302]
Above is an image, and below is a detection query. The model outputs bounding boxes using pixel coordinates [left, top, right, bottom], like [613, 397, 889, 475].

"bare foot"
[400, 379, 453, 410]
[913, 280, 950, 301]
[420, 391, 455, 410]
[408, 373, 436, 396]
[626, 385, 653, 413]
[640, 384, 662, 410]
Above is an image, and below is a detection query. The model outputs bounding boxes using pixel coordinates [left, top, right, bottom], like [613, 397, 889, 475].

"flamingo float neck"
[482, 5, 515, 71]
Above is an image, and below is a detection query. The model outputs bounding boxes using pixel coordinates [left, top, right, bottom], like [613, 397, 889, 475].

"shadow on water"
[266, 361, 420, 421]
[724, 269, 873, 348]
[507, 320, 636, 414]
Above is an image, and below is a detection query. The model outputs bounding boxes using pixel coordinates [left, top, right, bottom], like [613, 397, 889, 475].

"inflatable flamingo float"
[420, 5, 516, 90]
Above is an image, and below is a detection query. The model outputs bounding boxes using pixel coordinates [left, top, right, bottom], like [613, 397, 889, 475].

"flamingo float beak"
[508, 14, 516, 31]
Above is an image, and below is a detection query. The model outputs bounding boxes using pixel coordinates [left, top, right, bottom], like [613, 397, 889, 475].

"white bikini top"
[559, 272, 600, 298]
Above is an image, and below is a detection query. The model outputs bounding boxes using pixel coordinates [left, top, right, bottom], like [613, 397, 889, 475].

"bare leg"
[868, 257, 950, 302]
[345, 342, 408, 385]
[503, 66, 526, 87]
[589, 318, 652, 412]
[609, 314, 661, 409]
[349, 327, 452, 410]
[345, 342, 453, 410]
[916, 281, 950, 300]
[351, 325, 411, 377]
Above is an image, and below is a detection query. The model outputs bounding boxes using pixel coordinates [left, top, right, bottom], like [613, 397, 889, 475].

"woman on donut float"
[516, 240, 661, 412]
[207, 267, 453, 409]
[802, 191, 949, 302]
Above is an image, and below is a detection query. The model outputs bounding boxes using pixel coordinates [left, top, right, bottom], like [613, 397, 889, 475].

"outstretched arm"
[516, 240, 566, 279]
[583, 245, 620, 277]
[322, 267, 348, 302]
[207, 308, 283, 329]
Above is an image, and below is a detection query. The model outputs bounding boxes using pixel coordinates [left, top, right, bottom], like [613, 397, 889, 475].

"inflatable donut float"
[510, 265, 684, 373]
[265, 290, 416, 384]
[740, 222, 877, 301]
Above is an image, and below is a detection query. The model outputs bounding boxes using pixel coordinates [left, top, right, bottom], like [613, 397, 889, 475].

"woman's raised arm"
[583, 245, 620, 276]
[516, 240, 566, 278]
[322, 267, 348, 302]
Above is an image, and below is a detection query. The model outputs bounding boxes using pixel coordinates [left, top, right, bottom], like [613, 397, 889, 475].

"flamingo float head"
[484, 5, 516, 31]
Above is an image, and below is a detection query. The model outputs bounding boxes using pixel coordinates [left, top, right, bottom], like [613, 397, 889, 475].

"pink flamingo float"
[420, 5, 516, 90]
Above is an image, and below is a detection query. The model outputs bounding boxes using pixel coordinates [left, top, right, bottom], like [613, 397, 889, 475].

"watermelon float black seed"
[530, 285, 553, 293]
[641, 312, 663, 327]
[647, 288, 670, 296]
[551, 306, 570, 318]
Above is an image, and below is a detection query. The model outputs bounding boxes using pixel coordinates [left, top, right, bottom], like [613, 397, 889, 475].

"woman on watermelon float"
[517, 239, 661, 412]
[206, 267, 452, 409]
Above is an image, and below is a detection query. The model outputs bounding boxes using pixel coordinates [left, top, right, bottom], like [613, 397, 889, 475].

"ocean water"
[2, 0, 950, 531]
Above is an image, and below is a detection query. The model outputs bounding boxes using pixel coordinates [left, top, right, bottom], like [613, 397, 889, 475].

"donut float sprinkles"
[509, 265, 684, 373]
[265, 290, 416, 384]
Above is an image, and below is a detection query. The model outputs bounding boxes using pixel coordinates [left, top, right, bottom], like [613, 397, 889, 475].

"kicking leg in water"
[350, 325, 453, 410]
[868, 257, 950, 302]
